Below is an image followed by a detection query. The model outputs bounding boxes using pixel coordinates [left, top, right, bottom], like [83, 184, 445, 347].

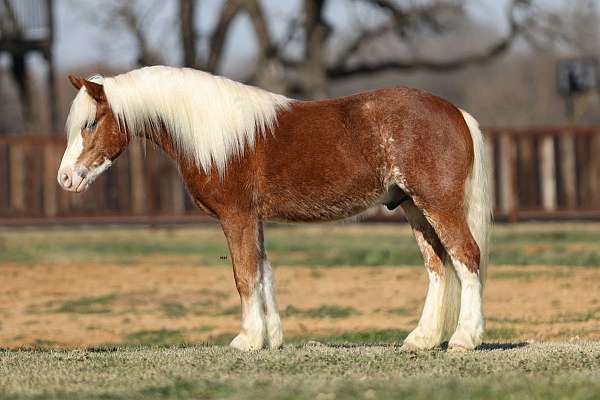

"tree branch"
[179, 0, 197, 68]
[327, 0, 522, 79]
[206, 0, 243, 73]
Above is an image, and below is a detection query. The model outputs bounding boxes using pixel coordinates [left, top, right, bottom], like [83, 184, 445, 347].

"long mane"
[65, 66, 292, 174]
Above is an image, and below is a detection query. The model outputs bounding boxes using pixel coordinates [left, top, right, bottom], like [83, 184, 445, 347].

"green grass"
[55, 294, 116, 314]
[1, 341, 599, 399]
[484, 327, 518, 340]
[1, 223, 599, 267]
[124, 329, 185, 346]
[489, 269, 573, 280]
[282, 304, 359, 319]
[160, 302, 189, 318]
[386, 307, 413, 316]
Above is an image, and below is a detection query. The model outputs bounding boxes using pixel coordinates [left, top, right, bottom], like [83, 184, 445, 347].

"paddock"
[1, 222, 599, 399]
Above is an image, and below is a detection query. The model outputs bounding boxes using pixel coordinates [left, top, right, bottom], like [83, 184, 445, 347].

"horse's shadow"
[433, 341, 530, 351]
[296, 341, 530, 351]
[476, 341, 530, 351]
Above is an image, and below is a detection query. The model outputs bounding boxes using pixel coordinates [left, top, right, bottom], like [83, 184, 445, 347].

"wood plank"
[129, 141, 146, 215]
[0, 144, 9, 214]
[589, 133, 600, 208]
[484, 137, 496, 211]
[559, 133, 577, 209]
[43, 145, 59, 216]
[172, 169, 186, 215]
[517, 136, 537, 208]
[9, 145, 25, 212]
[540, 136, 557, 211]
[498, 133, 518, 220]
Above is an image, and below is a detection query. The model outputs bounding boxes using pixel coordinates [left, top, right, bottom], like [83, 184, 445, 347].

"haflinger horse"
[58, 66, 491, 352]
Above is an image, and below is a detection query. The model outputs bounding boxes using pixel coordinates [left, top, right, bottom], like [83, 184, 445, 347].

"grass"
[124, 329, 185, 346]
[1, 341, 599, 399]
[282, 304, 359, 319]
[160, 302, 189, 318]
[386, 307, 413, 316]
[1, 223, 599, 398]
[489, 269, 574, 280]
[55, 294, 116, 314]
[0, 222, 599, 267]
[484, 327, 518, 340]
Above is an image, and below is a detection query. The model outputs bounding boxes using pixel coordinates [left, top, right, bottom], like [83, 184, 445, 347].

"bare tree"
[179, 0, 197, 68]
[197, 0, 573, 98]
[113, 1, 164, 66]
[78, 0, 578, 99]
[76, 0, 165, 67]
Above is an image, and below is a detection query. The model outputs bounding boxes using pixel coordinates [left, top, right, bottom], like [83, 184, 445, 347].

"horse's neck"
[141, 127, 184, 166]
[141, 126, 220, 185]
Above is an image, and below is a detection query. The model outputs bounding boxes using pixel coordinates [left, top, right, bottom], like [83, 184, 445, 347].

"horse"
[58, 66, 491, 352]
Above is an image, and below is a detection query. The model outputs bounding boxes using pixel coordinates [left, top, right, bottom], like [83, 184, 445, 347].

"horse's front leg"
[221, 217, 266, 351]
[257, 223, 283, 349]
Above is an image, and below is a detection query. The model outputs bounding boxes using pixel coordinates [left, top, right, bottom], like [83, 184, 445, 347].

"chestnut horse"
[58, 66, 491, 351]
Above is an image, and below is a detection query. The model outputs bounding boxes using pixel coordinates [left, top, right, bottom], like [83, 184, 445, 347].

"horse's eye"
[88, 121, 97, 131]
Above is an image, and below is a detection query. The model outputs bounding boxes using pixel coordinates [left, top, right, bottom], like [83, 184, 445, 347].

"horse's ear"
[83, 80, 106, 102]
[68, 74, 84, 90]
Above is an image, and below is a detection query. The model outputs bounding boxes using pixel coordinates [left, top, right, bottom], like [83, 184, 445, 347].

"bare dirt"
[1, 262, 599, 348]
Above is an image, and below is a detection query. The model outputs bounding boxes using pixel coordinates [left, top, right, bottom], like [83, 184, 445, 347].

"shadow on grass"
[478, 341, 530, 351]
[0, 330, 529, 353]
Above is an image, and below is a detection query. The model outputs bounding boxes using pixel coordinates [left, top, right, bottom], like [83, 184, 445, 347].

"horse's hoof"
[230, 333, 263, 351]
[399, 342, 421, 352]
[448, 344, 471, 352]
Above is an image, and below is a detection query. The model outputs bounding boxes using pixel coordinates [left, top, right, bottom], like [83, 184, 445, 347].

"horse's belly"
[263, 181, 387, 222]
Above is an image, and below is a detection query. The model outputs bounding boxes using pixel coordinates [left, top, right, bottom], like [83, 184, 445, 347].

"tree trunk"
[179, 0, 197, 68]
[303, 0, 328, 99]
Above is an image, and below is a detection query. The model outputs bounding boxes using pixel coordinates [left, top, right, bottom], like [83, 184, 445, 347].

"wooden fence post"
[172, 169, 186, 215]
[540, 135, 557, 212]
[518, 136, 536, 207]
[590, 131, 600, 206]
[9, 145, 25, 212]
[499, 133, 518, 221]
[484, 135, 496, 211]
[0, 144, 8, 212]
[559, 133, 577, 209]
[129, 141, 146, 215]
[43, 145, 58, 216]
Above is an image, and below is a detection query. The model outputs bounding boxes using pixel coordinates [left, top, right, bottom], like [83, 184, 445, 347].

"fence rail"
[1, 126, 600, 225]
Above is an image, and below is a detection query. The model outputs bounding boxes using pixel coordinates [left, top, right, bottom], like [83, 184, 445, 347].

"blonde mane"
[65, 66, 292, 174]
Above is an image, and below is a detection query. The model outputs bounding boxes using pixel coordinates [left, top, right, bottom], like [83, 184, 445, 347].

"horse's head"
[58, 75, 129, 192]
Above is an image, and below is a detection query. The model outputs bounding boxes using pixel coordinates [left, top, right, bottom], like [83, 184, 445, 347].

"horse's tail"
[460, 110, 492, 287]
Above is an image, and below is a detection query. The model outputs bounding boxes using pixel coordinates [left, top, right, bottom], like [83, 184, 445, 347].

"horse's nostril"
[61, 173, 71, 188]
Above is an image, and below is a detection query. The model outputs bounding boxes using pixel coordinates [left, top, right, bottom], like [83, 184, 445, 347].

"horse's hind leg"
[257, 223, 283, 349]
[420, 208, 484, 351]
[400, 200, 461, 351]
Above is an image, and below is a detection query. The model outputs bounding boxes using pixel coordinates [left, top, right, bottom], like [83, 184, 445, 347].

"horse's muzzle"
[57, 165, 88, 193]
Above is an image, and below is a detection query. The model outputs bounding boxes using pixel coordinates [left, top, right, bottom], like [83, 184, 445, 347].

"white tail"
[460, 110, 493, 287]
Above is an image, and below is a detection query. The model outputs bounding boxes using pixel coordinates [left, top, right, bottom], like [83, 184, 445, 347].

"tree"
[198, 0, 574, 98]
[79, 0, 580, 98]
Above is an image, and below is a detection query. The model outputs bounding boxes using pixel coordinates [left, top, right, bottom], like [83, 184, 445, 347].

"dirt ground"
[1, 261, 599, 348]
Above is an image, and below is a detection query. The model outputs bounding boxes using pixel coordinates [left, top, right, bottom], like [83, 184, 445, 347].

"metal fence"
[1, 126, 600, 225]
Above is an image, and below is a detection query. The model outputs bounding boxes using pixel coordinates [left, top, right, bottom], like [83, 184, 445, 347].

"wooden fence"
[1, 127, 600, 225]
